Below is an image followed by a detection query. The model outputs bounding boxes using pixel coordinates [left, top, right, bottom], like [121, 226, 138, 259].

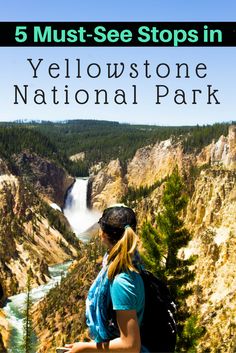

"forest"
[0, 119, 232, 176]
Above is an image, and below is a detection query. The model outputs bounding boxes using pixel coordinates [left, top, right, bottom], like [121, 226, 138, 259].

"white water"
[3, 261, 71, 353]
[63, 178, 100, 241]
[3, 177, 99, 352]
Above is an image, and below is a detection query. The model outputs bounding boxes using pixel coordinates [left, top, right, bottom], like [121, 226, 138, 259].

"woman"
[63, 205, 147, 353]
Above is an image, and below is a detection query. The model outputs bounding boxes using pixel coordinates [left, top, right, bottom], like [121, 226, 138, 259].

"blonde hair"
[107, 226, 139, 280]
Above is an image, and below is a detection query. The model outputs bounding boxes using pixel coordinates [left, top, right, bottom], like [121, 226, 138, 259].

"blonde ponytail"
[107, 226, 139, 280]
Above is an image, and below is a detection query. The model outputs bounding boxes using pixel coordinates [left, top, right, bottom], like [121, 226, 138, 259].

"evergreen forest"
[0, 119, 233, 176]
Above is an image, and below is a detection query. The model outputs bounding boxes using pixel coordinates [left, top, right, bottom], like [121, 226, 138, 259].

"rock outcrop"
[89, 126, 236, 211]
[197, 125, 236, 169]
[183, 168, 236, 353]
[0, 310, 9, 352]
[88, 139, 196, 211]
[13, 151, 74, 208]
[0, 158, 79, 299]
[89, 139, 194, 210]
[69, 152, 85, 162]
[186, 169, 236, 231]
[89, 159, 126, 210]
[127, 139, 193, 188]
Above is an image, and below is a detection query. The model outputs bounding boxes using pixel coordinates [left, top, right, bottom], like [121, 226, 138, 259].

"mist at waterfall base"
[63, 178, 100, 241]
[3, 178, 100, 352]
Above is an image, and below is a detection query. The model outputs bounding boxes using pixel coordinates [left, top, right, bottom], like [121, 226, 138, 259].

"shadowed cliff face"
[0, 284, 3, 301]
[0, 334, 7, 353]
[13, 151, 74, 208]
[0, 157, 79, 299]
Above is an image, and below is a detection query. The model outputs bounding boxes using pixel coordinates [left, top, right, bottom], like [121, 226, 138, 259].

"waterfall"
[63, 177, 100, 241]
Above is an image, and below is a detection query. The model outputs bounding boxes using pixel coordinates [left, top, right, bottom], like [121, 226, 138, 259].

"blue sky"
[1, 1, 236, 22]
[0, 0, 235, 125]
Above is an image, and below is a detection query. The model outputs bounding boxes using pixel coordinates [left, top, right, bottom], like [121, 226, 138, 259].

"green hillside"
[0, 120, 232, 176]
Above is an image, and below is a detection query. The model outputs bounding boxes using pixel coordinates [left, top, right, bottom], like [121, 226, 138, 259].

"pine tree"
[156, 170, 194, 299]
[141, 169, 197, 351]
[22, 270, 35, 353]
[140, 221, 163, 276]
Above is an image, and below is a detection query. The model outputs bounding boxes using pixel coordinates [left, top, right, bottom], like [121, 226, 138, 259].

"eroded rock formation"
[89, 159, 127, 210]
[13, 151, 74, 208]
[0, 157, 79, 299]
[87, 126, 236, 351]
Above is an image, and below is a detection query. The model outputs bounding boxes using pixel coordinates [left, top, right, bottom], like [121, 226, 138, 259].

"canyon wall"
[0, 156, 79, 303]
[88, 126, 236, 352]
[13, 151, 74, 208]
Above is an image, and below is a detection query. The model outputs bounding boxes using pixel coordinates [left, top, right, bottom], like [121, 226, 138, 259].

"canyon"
[0, 125, 235, 352]
[0, 151, 80, 351]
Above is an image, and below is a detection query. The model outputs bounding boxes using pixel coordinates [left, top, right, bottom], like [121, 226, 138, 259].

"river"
[3, 177, 99, 352]
[3, 262, 72, 353]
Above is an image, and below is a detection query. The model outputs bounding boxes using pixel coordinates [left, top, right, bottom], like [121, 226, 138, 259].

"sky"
[0, 0, 235, 126]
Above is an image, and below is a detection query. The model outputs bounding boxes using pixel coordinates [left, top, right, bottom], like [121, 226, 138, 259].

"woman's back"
[110, 270, 145, 327]
[66, 206, 147, 353]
